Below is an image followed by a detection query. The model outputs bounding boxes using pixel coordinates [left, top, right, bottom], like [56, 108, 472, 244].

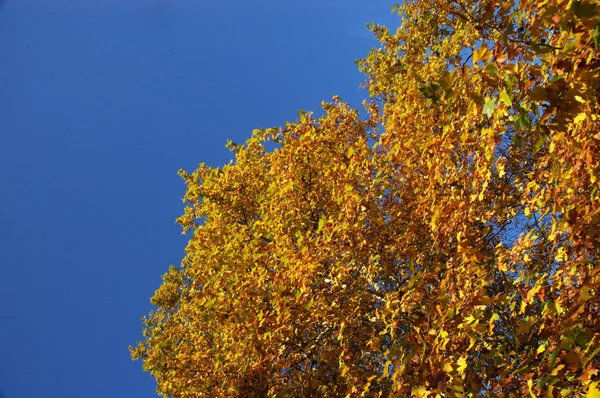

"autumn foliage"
[131, 0, 600, 396]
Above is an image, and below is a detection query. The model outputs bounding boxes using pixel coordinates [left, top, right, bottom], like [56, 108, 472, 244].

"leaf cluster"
[131, 1, 600, 396]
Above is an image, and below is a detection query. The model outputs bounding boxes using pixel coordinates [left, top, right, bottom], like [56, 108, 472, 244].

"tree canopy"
[131, 0, 600, 396]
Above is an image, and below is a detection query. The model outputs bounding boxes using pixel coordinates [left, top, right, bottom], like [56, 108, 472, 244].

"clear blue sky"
[0, 1, 397, 397]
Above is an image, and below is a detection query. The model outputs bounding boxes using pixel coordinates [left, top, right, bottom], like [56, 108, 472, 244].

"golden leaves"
[132, 1, 600, 396]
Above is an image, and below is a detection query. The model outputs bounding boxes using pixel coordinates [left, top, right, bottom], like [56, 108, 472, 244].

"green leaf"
[511, 111, 531, 131]
[438, 73, 454, 98]
[533, 137, 545, 153]
[419, 82, 441, 103]
[505, 75, 517, 89]
[500, 90, 512, 107]
[483, 99, 496, 118]
[513, 133, 523, 146]
[484, 62, 498, 77]
[318, 216, 326, 233]
[592, 24, 600, 48]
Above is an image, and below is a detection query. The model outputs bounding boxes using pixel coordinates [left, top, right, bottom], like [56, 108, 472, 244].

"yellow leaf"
[537, 343, 546, 354]
[520, 300, 527, 314]
[489, 313, 500, 332]
[411, 386, 430, 397]
[555, 247, 568, 262]
[588, 381, 600, 398]
[574, 112, 587, 124]
[497, 161, 506, 178]
[478, 189, 485, 201]
[430, 208, 441, 231]
[473, 45, 492, 63]
[457, 356, 467, 375]
[452, 384, 464, 392]
[341, 363, 349, 377]
[526, 284, 541, 303]
[528, 378, 537, 397]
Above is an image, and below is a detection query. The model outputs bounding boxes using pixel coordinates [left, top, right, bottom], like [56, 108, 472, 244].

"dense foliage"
[131, 0, 600, 396]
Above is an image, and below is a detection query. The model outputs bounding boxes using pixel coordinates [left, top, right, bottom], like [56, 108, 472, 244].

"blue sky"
[0, 1, 397, 397]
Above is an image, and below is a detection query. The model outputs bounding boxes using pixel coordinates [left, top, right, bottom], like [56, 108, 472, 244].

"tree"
[131, 1, 600, 396]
